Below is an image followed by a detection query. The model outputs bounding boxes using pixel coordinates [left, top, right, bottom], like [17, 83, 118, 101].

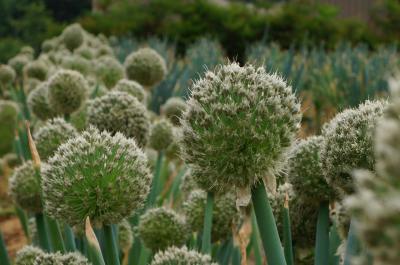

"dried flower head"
[181, 62, 301, 193]
[161, 97, 187, 126]
[87, 91, 150, 147]
[34, 118, 78, 160]
[47, 70, 88, 115]
[321, 100, 387, 197]
[42, 127, 151, 226]
[151, 246, 218, 265]
[9, 161, 42, 213]
[138, 207, 189, 251]
[124, 48, 167, 88]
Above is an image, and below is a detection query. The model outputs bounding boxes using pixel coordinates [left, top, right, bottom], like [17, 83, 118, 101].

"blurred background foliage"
[0, 0, 399, 63]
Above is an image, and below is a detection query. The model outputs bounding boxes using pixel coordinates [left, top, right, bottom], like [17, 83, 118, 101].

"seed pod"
[181, 62, 301, 194]
[27, 82, 56, 121]
[124, 48, 167, 88]
[9, 161, 42, 213]
[47, 70, 88, 115]
[42, 127, 152, 226]
[149, 119, 174, 151]
[161, 97, 187, 126]
[87, 91, 150, 147]
[113, 79, 146, 103]
[151, 246, 218, 265]
[321, 100, 387, 197]
[138, 207, 189, 251]
[34, 118, 78, 160]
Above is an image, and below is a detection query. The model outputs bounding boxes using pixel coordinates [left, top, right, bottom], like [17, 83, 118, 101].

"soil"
[0, 215, 27, 260]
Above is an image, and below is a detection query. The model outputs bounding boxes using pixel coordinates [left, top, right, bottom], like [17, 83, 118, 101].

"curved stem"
[201, 192, 214, 254]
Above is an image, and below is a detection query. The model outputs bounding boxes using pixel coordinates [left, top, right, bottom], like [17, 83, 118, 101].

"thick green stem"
[15, 206, 29, 239]
[343, 219, 361, 265]
[103, 225, 120, 265]
[251, 210, 263, 265]
[147, 152, 164, 207]
[251, 181, 287, 265]
[329, 223, 341, 265]
[314, 202, 330, 265]
[35, 213, 51, 251]
[0, 231, 11, 265]
[201, 192, 214, 254]
[46, 216, 66, 253]
[64, 225, 76, 252]
[283, 205, 294, 265]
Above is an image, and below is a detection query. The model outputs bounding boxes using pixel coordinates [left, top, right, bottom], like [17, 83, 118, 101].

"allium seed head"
[118, 219, 133, 251]
[34, 118, 78, 160]
[24, 60, 48, 81]
[151, 246, 218, 265]
[124, 48, 167, 88]
[27, 82, 56, 121]
[183, 189, 239, 242]
[321, 100, 387, 197]
[0, 100, 18, 156]
[165, 127, 183, 160]
[62, 24, 84, 51]
[42, 127, 152, 226]
[288, 136, 333, 205]
[0, 64, 16, 85]
[138, 207, 189, 251]
[95, 56, 124, 89]
[74, 45, 95, 60]
[87, 91, 150, 147]
[149, 119, 174, 151]
[113, 79, 146, 103]
[161, 97, 187, 125]
[61, 55, 91, 76]
[15, 245, 44, 265]
[20, 46, 35, 58]
[9, 161, 43, 213]
[47, 70, 88, 115]
[181, 63, 301, 194]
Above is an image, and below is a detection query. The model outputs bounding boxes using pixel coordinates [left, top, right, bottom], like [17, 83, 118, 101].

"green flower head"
[118, 219, 134, 251]
[95, 56, 124, 89]
[47, 70, 88, 115]
[138, 207, 189, 251]
[27, 82, 56, 121]
[9, 161, 42, 213]
[15, 246, 44, 265]
[321, 100, 387, 197]
[151, 246, 218, 265]
[42, 127, 152, 226]
[24, 60, 48, 81]
[62, 23, 84, 51]
[61, 55, 91, 76]
[8, 55, 30, 76]
[0, 100, 18, 156]
[124, 47, 167, 88]
[181, 63, 301, 193]
[87, 91, 150, 147]
[0, 64, 16, 85]
[149, 119, 174, 151]
[161, 97, 187, 126]
[34, 118, 78, 160]
[113, 79, 146, 103]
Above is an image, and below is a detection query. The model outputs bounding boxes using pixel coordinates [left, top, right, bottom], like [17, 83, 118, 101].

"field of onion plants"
[0, 23, 399, 265]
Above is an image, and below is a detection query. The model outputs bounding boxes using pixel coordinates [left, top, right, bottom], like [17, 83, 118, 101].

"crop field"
[0, 8, 400, 265]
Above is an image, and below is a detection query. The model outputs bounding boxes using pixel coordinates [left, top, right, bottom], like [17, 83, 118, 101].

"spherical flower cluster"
[321, 100, 387, 197]
[24, 60, 48, 81]
[32, 251, 91, 265]
[181, 63, 301, 193]
[149, 119, 174, 151]
[118, 219, 133, 251]
[95, 56, 124, 89]
[179, 169, 199, 196]
[15, 245, 44, 265]
[138, 207, 189, 251]
[183, 189, 239, 242]
[20, 46, 35, 59]
[0, 100, 18, 156]
[165, 127, 183, 160]
[74, 45, 95, 60]
[27, 83, 56, 121]
[9, 161, 42, 213]
[288, 136, 333, 205]
[62, 23, 84, 51]
[48, 70, 88, 115]
[124, 48, 167, 88]
[61, 55, 91, 76]
[42, 38, 58, 53]
[161, 97, 187, 125]
[151, 246, 218, 265]
[42, 127, 152, 226]
[34, 118, 78, 160]
[87, 91, 150, 147]
[113, 79, 146, 103]
[8, 55, 30, 75]
[0, 64, 16, 85]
